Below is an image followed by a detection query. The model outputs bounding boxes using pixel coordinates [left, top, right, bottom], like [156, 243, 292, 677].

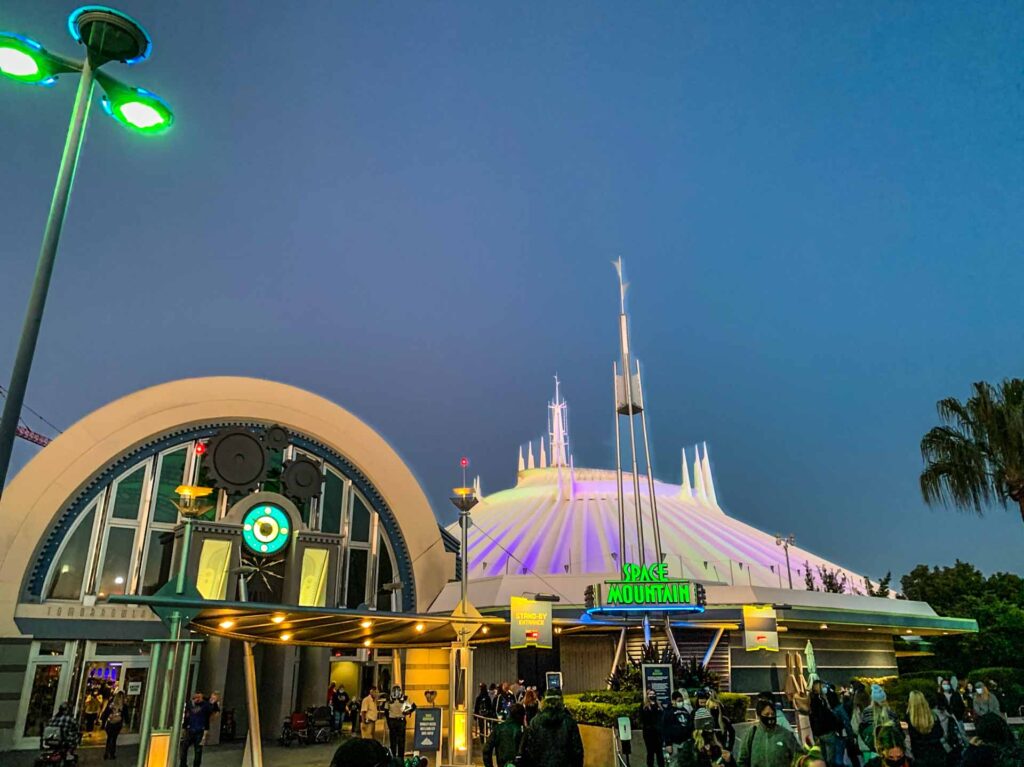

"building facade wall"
[730, 629, 898, 694]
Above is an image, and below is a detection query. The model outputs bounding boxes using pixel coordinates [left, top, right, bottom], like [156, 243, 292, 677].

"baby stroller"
[36, 725, 78, 767]
[279, 710, 309, 746]
[307, 705, 334, 743]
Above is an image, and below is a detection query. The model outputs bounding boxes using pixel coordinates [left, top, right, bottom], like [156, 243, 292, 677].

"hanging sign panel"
[510, 597, 552, 649]
[743, 604, 780, 652]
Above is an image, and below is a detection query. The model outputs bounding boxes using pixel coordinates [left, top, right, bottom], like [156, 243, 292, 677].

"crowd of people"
[41, 688, 220, 766]
[620, 674, 1021, 767]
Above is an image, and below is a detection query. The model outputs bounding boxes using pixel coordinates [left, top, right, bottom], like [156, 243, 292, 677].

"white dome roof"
[451, 466, 864, 590]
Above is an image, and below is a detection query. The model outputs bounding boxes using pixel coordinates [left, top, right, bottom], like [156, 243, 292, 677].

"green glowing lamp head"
[242, 503, 291, 555]
[0, 33, 67, 85]
[101, 85, 173, 133]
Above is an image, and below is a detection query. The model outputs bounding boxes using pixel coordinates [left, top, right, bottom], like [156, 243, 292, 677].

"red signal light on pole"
[460, 457, 469, 469]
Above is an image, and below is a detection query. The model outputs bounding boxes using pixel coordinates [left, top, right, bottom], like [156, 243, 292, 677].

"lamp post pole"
[776, 534, 795, 589]
[449, 458, 478, 767]
[0, 7, 174, 498]
[0, 57, 94, 493]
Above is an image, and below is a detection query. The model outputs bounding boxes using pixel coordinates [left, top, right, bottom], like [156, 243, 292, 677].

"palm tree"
[920, 379, 1024, 525]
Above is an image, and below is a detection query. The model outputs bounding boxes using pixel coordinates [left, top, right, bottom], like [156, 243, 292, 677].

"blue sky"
[2, 2, 1022, 580]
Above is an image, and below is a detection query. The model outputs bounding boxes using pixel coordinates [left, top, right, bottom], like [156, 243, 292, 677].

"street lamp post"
[775, 534, 796, 589]
[449, 457, 478, 767]
[0, 6, 174, 497]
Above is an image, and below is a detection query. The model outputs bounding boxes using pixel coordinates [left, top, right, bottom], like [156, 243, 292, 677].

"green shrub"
[881, 678, 939, 718]
[899, 670, 955, 682]
[718, 693, 751, 723]
[563, 694, 637, 727]
[578, 690, 642, 705]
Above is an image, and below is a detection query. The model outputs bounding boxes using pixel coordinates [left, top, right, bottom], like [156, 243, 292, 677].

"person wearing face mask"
[931, 697, 966, 767]
[863, 724, 912, 767]
[970, 682, 1001, 718]
[640, 689, 667, 767]
[736, 698, 802, 767]
[935, 677, 965, 721]
[664, 691, 695, 755]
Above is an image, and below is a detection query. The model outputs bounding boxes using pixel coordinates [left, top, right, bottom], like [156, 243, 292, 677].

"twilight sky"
[2, 2, 1022, 580]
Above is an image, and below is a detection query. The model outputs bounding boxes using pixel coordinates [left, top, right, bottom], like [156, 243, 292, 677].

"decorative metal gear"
[262, 424, 290, 451]
[203, 427, 270, 494]
[281, 456, 323, 501]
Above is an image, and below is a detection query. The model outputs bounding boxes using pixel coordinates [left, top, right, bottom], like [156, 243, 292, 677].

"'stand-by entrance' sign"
[605, 563, 693, 607]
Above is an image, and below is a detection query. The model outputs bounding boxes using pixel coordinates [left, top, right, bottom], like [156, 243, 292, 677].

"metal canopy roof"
[109, 594, 514, 648]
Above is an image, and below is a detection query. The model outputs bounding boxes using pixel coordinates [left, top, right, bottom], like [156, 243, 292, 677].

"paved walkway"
[4, 736, 485, 767]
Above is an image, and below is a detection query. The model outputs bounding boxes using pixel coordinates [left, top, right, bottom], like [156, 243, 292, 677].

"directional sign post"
[413, 707, 442, 752]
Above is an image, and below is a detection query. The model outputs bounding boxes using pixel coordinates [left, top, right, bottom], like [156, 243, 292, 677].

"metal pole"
[460, 507, 469, 609]
[135, 641, 164, 767]
[235, 571, 264, 767]
[785, 544, 793, 589]
[166, 640, 194, 767]
[618, 316, 646, 565]
[634, 361, 664, 564]
[0, 58, 95, 495]
[612, 363, 626, 569]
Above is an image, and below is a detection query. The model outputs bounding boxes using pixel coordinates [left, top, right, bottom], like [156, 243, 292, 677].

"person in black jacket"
[662, 690, 693, 757]
[809, 680, 842, 766]
[936, 678, 966, 721]
[475, 683, 495, 744]
[639, 689, 666, 767]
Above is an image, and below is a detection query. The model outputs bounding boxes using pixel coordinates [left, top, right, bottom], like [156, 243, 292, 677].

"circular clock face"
[241, 504, 291, 555]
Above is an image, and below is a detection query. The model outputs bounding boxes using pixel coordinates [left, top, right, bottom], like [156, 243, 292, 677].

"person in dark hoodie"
[520, 689, 584, 767]
[663, 690, 694, 756]
[484, 703, 527, 767]
[639, 689, 666, 767]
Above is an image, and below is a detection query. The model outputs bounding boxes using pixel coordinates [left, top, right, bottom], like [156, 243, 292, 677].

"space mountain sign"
[604, 563, 694, 607]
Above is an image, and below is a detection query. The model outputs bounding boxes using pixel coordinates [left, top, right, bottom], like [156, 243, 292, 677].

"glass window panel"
[38, 642, 66, 657]
[23, 664, 62, 737]
[152, 448, 187, 523]
[141, 530, 175, 596]
[195, 539, 232, 600]
[299, 548, 329, 607]
[47, 507, 96, 600]
[321, 471, 343, 534]
[345, 549, 368, 608]
[98, 527, 136, 597]
[111, 465, 147, 520]
[350, 494, 371, 542]
[376, 538, 395, 611]
[261, 450, 284, 494]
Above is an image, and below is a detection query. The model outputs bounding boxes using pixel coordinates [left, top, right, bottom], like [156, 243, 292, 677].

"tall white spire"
[539, 438, 548, 469]
[701, 442, 718, 506]
[692, 444, 707, 502]
[473, 475, 483, 499]
[548, 375, 570, 468]
[518, 446, 525, 472]
[681, 447, 693, 499]
[527, 442, 535, 470]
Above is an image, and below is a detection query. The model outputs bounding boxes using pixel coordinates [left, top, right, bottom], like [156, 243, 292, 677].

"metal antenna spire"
[610, 260, 664, 567]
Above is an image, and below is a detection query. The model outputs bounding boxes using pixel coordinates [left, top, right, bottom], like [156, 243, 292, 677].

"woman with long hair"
[103, 690, 125, 760]
[522, 688, 539, 723]
[971, 682, 1001, 718]
[903, 691, 945, 767]
[639, 689, 666, 767]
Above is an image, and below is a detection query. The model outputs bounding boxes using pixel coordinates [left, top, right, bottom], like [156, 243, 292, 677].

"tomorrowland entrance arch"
[0, 377, 458, 752]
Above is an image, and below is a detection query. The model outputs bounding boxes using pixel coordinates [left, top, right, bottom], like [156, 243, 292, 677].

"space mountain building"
[434, 264, 974, 695]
